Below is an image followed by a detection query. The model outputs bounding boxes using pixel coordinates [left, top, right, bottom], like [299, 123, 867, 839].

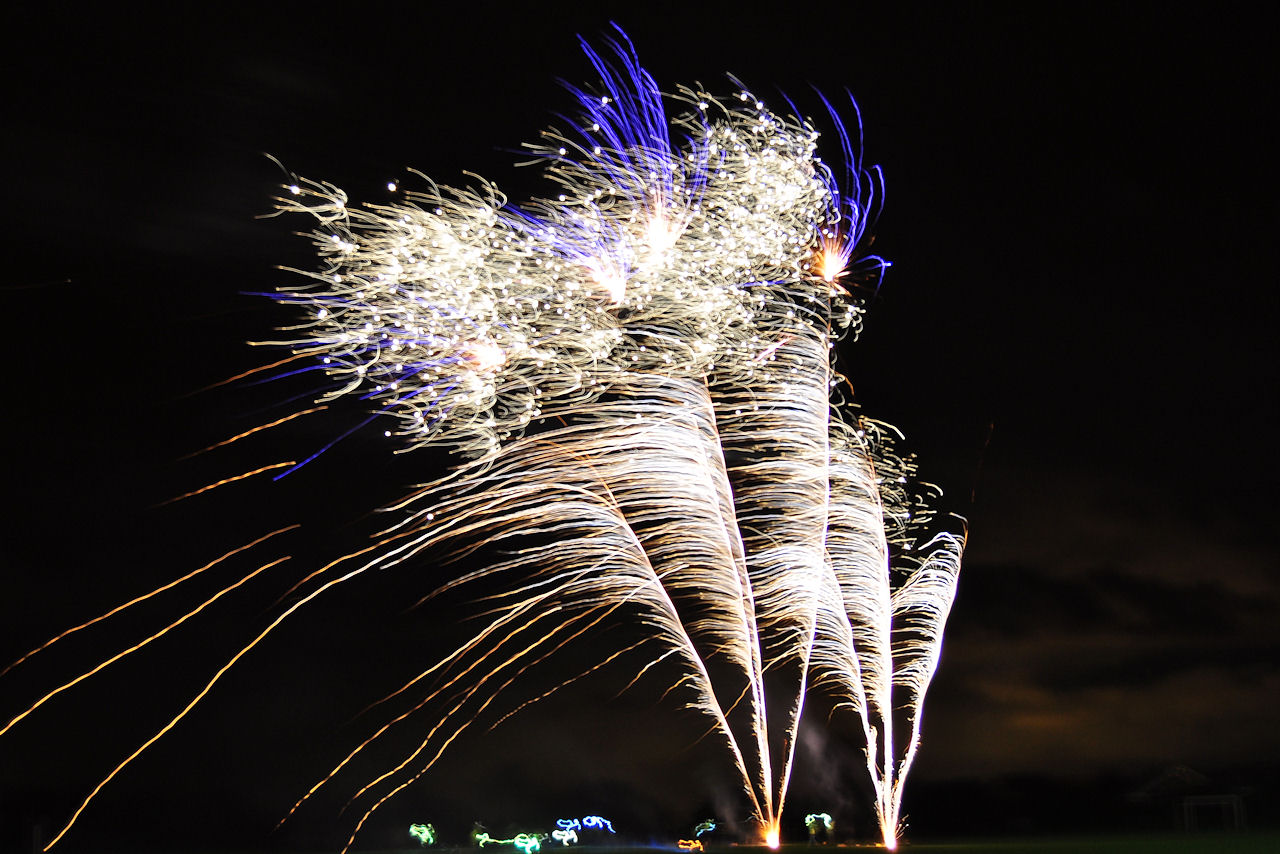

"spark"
[151, 461, 298, 506]
[0, 525, 297, 678]
[41, 555, 297, 851]
[37, 533, 405, 850]
[177, 406, 327, 459]
[586, 257, 628, 303]
[189, 350, 314, 393]
[2, 555, 292, 739]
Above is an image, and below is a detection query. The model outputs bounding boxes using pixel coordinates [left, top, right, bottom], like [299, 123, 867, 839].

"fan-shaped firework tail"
[2, 28, 962, 852]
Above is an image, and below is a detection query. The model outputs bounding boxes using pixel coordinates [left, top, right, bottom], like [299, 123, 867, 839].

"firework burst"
[3, 26, 961, 852]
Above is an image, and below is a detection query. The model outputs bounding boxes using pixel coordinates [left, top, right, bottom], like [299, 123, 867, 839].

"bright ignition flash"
[815, 233, 854, 283]
[465, 341, 507, 373]
[764, 825, 780, 850]
[641, 209, 683, 258]
[587, 259, 628, 303]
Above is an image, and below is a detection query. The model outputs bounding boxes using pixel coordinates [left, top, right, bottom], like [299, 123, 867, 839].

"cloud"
[917, 663, 1280, 778]
[896, 453, 1280, 781]
[912, 549, 1279, 779]
[951, 563, 1277, 646]
[966, 464, 1278, 597]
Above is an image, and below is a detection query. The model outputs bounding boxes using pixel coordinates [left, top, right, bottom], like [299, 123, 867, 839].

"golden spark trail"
[152, 462, 297, 507]
[41, 535, 411, 850]
[1, 525, 297, 678]
[178, 407, 327, 459]
[2, 554, 293, 738]
[187, 350, 315, 393]
[41, 556, 294, 850]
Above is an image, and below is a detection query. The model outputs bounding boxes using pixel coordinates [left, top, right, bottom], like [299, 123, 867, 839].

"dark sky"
[2, 3, 1276, 850]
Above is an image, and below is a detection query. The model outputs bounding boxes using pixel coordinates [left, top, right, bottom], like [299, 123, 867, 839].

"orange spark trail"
[42, 548, 391, 851]
[152, 462, 296, 507]
[336, 613, 635, 854]
[185, 351, 315, 394]
[282, 596, 599, 825]
[3, 555, 292, 738]
[1, 525, 298, 678]
[269, 525, 425, 608]
[178, 407, 327, 460]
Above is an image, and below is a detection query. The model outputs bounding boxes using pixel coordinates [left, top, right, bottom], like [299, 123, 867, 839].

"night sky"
[2, 4, 1276, 850]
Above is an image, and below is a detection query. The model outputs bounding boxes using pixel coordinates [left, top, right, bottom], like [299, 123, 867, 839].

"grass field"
[38, 836, 1276, 854]
[819, 834, 1280, 853]
[362, 837, 1279, 854]
[701, 839, 1267, 854]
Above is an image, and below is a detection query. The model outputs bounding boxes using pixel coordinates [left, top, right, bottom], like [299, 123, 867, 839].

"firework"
[2, 25, 961, 852]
